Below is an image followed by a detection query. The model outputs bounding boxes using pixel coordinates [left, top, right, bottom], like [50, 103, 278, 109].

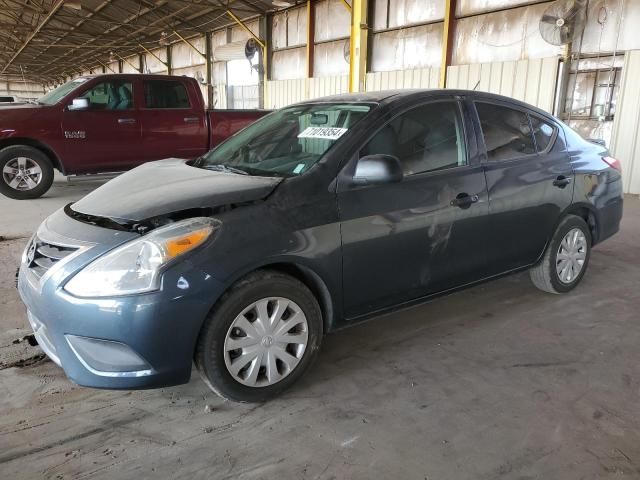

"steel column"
[439, 0, 457, 88]
[348, 0, 368, 93]
[306, 0, 315, 78]
[205, 31, 214, 107]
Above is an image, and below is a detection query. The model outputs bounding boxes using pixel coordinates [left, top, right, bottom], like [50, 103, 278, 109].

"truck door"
[60, 78, 142, 173]
[138, 79, 208, 161]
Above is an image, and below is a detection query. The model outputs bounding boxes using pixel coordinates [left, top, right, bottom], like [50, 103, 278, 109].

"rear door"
[60, 77, 142, 173]
[338, 98, 490, 318]
[473, 100, 573, 273]
[138, 79, 208, 161]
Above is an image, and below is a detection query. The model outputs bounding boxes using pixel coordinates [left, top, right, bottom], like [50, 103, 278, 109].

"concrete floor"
[1, 175, 639, 479]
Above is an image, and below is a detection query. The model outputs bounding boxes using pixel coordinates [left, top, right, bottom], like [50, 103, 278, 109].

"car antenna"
[472, 80, 480, 91]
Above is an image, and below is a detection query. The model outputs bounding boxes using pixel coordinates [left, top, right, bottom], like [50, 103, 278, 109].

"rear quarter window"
[529, 115, 558, 152]
[144, 80, 191, 109]
[476, 102, 536, 162]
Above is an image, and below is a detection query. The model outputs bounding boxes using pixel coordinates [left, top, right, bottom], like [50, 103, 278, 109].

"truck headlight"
[64, 217, 219, 298]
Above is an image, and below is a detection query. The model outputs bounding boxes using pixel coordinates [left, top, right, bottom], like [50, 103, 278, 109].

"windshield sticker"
[293, 164, 305, 174]
[298, 127, 348, 140]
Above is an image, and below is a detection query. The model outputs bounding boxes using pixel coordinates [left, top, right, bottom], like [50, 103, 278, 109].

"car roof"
[294, 88, 555, 120]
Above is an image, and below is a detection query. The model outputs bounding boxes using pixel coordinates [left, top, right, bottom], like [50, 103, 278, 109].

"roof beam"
[1, 0, 65, 74]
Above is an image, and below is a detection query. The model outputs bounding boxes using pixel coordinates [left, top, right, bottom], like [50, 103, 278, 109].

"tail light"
[602, 156, 622, 172]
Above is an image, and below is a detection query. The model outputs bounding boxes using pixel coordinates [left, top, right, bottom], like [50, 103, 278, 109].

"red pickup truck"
[0, 74, 269, 199]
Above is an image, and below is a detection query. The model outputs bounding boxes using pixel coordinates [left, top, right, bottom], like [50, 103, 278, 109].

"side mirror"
[67, 98, 89, 111]
[352, 154, 403, 186]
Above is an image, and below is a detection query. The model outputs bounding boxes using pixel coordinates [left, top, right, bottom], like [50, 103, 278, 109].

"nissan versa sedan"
[17, 90, 623, 402]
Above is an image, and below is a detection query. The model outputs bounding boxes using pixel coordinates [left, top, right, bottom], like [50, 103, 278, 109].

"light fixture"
[109, 51, 118, 62]
[272, 0, 293, 7]
[63, 0, 82, 10]
[159, 32, 170, 46]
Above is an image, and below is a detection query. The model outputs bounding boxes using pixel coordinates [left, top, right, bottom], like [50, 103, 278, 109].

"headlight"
[64, 217, 219, 298]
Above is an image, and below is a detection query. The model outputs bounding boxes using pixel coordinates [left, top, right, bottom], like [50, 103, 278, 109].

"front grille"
[26, 237, 79, 279]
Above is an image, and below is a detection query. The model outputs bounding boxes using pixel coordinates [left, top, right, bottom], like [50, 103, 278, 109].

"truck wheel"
[195, 270, 323, 403]
[530, 215, 592, 294]
[0, 145, 54, 200]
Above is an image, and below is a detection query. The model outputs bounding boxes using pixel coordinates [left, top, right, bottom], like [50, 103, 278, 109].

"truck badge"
[64, 131, 86, 139]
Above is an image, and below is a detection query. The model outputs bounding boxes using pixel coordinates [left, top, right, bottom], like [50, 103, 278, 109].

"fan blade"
[541, 14, 561, 24]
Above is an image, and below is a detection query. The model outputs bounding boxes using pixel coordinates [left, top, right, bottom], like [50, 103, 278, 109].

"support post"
[439, 0, 457, 88]
[348, 0, 368, 93]
[139, 54, 144, 74]
[306, 0, 315, 78]
[205, 31, 214, 107]
[167, 45, 172, 75]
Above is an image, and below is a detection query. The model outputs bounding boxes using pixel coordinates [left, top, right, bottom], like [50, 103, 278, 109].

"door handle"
[450, 193, 479, 209]
[117, 118, 136, 124]
[553, 175, 571, 188]
[183, 116, 200, 123]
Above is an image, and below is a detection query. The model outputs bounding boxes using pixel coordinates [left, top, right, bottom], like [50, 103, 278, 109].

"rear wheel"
[530, 215, 592, 294]
[195, 270, 323, 402]
[0, 145, 54, 199]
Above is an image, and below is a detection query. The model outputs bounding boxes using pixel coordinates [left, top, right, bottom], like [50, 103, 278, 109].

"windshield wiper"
[202, 164, 249, 175]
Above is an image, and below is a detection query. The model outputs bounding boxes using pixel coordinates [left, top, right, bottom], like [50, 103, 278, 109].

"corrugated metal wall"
[0, 81, 45, 98]
[610, 50, 640, 194]
[365, 67, 440, 90]
[446, 57, 560, 112]
[265, 75, 348, 109]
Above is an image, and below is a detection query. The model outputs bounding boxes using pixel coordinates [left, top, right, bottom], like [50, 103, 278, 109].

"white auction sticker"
[297, 127, 348, 140]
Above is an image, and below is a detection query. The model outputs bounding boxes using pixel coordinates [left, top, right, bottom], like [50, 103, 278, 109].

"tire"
[195, 270, 323, 402]
[0, 145, 54, 199]
[530, 214, 592, 294]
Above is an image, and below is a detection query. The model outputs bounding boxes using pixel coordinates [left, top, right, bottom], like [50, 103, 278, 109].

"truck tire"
[0, 145, 55, 200]
[195, 270, 323, 402]
[529, 215, 592, 294]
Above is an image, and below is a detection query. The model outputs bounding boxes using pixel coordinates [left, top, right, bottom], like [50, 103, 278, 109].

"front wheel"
[195, 271, 323, 402]
[0, 145, 54, 199]
[530, 214, 592, 294]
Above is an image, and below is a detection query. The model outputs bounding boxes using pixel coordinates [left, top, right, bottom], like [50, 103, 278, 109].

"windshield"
[37, 78, 89, 105]
[196, 103, 373, 177]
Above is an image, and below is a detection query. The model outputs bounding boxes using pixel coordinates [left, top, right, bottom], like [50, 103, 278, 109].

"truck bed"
[208, 109, 271, 147]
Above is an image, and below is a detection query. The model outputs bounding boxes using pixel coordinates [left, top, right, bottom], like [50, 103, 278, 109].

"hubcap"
[2, 157, 43, 191]
[556, 228, 587, 284]
[223, 297, 309, 387]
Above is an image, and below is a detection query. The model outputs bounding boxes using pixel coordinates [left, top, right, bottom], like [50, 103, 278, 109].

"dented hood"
[71, 159, 282, 222]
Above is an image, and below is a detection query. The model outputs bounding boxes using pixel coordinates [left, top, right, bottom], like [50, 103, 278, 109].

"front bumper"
[17, 208, 225, 389]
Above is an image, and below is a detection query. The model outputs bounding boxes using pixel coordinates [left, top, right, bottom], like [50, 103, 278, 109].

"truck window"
[144, 80, 191, 109]
[77, 81, 133, 110]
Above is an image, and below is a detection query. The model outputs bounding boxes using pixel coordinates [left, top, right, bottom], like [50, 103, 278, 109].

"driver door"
[337, 99, 490, 318]
[61, 78, 142, 173]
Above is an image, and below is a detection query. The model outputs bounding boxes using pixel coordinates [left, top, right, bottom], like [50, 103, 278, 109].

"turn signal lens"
[166, 229, 211, 258]
[602, 156, 622, 172]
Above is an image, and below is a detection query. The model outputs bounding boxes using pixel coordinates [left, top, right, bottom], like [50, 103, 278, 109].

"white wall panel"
[315, 0, 350, 42]
[373, 0, 444, 31]
[365, 67, 440, 91]
[144, 48, 167, 74]
[122, 56, 140, 73]
[446, 57, 560, 112]
[0, 81, 45, 98]
[171, 36, 206, 69]
[272, 47, 306, 80]
[314, 40, 349, 77]
[453, 3, 563, 65]
[610, 50, 640, 194]
[370, 23, 443, 72]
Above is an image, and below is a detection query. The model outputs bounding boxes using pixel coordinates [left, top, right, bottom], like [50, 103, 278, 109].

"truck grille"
[26, 237, 79, 279]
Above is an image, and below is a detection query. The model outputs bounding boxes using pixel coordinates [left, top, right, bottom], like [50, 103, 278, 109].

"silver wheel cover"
[223, 297, 309, 387]
[2, 157, 43, 191]
[556, 227, 587, 284]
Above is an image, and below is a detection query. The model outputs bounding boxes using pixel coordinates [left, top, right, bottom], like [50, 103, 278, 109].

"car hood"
[71, 159, 283, 222]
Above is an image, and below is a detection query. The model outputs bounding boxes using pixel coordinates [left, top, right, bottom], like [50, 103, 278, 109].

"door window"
[476, 102, 536, 161]
[361, 101, 467, 176]
[529, 115, 557, 152]
[144, 80, 190, 109]
[77, 80, 133, 110]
